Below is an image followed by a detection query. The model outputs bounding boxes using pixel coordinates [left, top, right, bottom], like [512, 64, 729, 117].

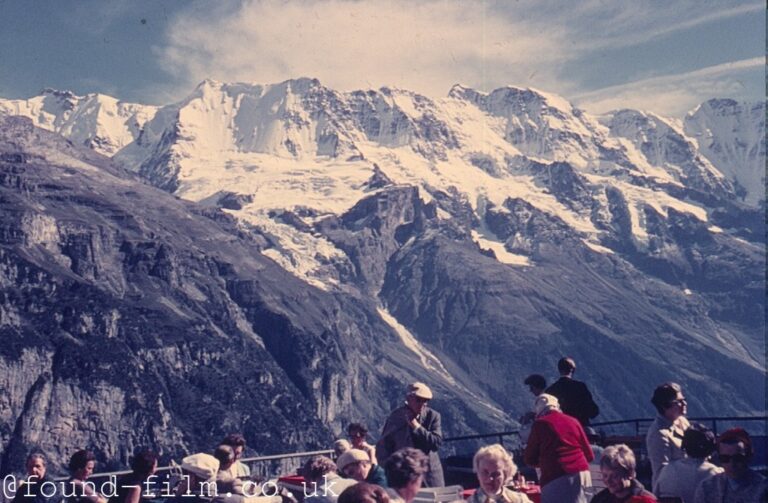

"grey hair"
[473, 444, 517, 481]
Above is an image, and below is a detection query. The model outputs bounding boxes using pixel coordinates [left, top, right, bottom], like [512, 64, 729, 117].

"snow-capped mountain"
[0, 80, 763, 469]
[0, 89, 157, 156]
[684, 99, 766, 207]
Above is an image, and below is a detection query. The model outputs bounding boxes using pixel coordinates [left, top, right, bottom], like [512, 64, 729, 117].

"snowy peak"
[0, 90, 157, 156]
[449, 84, 604, 167]
[605, 109, 733, 198]
[684, 99, 765, 206]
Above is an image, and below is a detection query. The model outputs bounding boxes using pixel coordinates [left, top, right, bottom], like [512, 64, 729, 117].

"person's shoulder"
[501, 488, 531, 502]
[698, 471, 725, 490]
[589, 488, 611, 503]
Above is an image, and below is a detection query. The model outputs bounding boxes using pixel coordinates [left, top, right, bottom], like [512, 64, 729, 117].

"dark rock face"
[0, 117, 507, 476]
[0, 117, 336, 474]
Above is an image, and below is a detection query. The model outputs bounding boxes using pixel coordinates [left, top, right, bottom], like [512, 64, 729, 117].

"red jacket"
[523, 410, 594, 486]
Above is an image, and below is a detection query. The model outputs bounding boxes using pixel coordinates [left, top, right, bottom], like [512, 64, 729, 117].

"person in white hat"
[337, 449, 388, 487]
[175, 453, 220, 503]
[523, 394, 593, 503]
[376, 382, 444, 487]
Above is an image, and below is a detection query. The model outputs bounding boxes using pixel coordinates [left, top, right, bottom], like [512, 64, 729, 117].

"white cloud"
[159, 0, 571, 98]
[554, 1, 764, 52]
[154, 0, 765, 117]
[573, 57, 764, 117]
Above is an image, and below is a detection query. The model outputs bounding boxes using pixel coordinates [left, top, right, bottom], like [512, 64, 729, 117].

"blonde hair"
[473, 444, 517, 481]
[600, 444, 636, 478]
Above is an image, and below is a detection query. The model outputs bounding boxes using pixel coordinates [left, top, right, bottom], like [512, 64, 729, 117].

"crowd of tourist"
[4, 357, 766, 503]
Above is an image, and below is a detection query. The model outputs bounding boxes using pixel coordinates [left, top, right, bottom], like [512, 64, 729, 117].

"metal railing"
[440, 415, 768, 447]
[49, 415, 767, 482]
[55, 449, 335, 482]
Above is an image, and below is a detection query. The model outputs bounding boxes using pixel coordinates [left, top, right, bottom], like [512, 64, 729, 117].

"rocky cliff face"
[0, 116, 505, 475]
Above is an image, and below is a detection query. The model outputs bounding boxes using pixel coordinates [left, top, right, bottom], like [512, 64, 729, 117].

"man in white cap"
[377, 382, 444, 487]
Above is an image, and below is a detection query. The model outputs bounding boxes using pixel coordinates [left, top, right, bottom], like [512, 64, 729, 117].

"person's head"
[334, 439, 351, 458]
[473, 444, 517, 496]
[600, 444, 637, 497]
[302, 456, 338, 484]
[348, 423, 369, 447]
[68, 450, 96, 481]
[25, 454, 46, 479]
[384, 448, 428, 502]
[523, 374, 547, 396]
[221, 434, 246, 461]
[180, 453, 220, 496]
[338, 482, 390, 503]
[557, 357, 576, 377]
[337, 449, 372, 481]
[533, 393, 560, 417]
[717, 428, 753, 479]
[405, 382, 432, 417]
[651, 382, 687, 420]
[682, 424, 716, 460]
[214, 444, 236, 471]
[131, 450, 158, 479]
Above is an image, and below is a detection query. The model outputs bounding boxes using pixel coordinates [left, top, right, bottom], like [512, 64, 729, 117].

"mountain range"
[0, 79, 764, 474]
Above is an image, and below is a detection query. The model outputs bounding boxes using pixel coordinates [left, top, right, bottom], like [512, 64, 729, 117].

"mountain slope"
[0, 80, 764, 468]
[0, 116, 505, 474]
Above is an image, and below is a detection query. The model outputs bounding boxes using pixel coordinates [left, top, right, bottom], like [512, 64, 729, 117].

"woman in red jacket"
[523, 394, 594, 503]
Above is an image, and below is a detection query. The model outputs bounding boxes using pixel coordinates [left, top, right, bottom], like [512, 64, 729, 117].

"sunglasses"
[718, 453, 747, 464]
[414, 397, 430, 404]
[669, 398, 687, 406]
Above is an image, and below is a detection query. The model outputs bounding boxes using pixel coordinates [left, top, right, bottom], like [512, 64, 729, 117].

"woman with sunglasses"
[645, 382, 690, 490]
[694, 428, 768, 503]
[348, 423, 378, 465]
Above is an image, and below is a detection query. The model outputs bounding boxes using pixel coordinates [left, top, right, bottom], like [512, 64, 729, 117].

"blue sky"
[0, 0, 763, 117]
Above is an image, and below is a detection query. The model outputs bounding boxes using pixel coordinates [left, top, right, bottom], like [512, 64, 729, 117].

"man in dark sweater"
[545, 357, 599, 427]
